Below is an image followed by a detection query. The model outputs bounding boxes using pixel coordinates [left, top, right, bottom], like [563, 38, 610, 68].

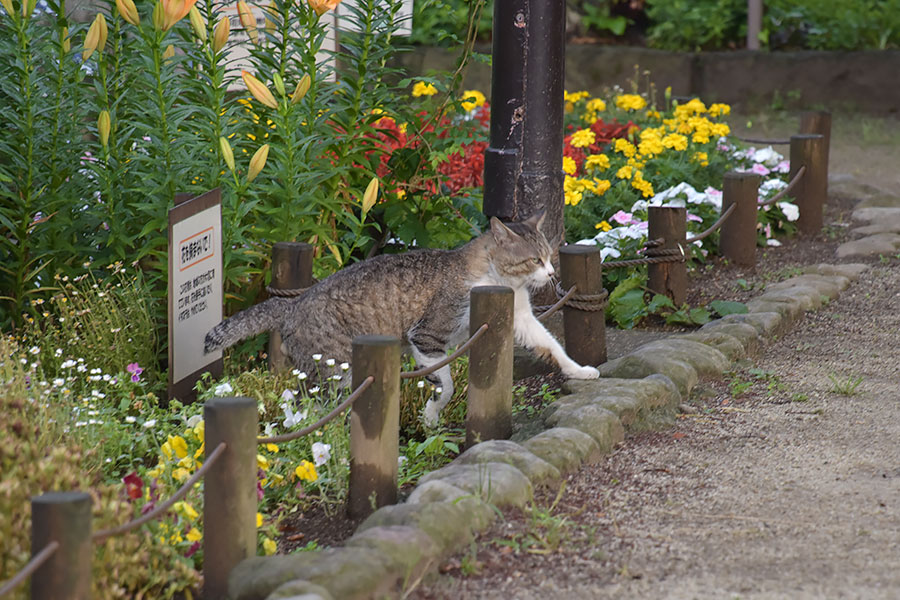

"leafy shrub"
[645, 0, 746, 51]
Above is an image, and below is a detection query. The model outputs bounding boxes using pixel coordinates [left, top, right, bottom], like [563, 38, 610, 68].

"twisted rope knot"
[553, 281, 608, 312]
[266, 285, 310, 298]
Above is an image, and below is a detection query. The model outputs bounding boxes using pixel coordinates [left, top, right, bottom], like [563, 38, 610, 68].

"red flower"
[122, 471, 144, 501]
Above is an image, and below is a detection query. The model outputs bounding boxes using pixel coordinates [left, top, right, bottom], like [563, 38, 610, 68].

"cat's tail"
[204, 297, 293, 354]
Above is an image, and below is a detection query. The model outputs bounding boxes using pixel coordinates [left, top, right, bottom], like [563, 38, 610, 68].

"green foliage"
[606, 274, 648, 329]
[708, 299, 748, 317]
[580, 1, 629, 36]
[645, 0, 746, 51]
[407, 0, 492, 46]
[828, 372, 864, 396]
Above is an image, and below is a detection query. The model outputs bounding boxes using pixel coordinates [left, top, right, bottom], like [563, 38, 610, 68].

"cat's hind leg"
[410, 345, 454, 427]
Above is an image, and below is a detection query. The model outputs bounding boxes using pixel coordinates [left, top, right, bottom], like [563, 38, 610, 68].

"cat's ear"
[523, 210, 546, 232]
[490, 217, 519, 244]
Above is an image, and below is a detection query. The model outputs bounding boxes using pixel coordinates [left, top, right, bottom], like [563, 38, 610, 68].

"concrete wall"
[396, 45, 900, 114]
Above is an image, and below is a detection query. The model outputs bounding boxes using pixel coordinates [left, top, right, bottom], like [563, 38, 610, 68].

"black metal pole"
[483, 0, 526, 223]
[484, 0, 566, 247]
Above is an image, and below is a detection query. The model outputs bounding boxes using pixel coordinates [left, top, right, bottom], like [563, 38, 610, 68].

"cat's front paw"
[565, 365, 600, 379]
[422, 400, 441, 428]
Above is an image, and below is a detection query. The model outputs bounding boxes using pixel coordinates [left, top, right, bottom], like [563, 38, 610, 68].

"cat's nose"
[545, 261, 555, 275]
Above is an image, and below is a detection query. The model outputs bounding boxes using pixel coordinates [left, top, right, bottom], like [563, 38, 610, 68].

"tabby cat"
[204, 211, 599, 425]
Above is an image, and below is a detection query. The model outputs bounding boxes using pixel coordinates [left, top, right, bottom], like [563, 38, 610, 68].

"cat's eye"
[531, 257, 542, 265]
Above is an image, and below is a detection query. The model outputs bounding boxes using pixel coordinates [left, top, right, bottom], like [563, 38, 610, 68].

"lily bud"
[23, 0, 36, 18]
[189, 6, 206, 42]
[290, 74, 311, 104]
[162, 43, 175, 61]
[116, 0, 140, 26]
[162, 0, 198, 30]
[362, 177, 379, 215]
[241, 71, 278, 109]
[264, 1, 276, 33]
[219, 136, 235, 172]
[212, 17, 230, 53]
[98, 110, 111, 148]
[82, 13, 108, 61]
[237, 0, 257, 44]
[272, 72, 285, 97]
[0, 0, 13, 16]
[247, 144, 269, 183]
[61, 27, 71, 53]
[152, 1, 165, 30]
[308, 0, 339, 17]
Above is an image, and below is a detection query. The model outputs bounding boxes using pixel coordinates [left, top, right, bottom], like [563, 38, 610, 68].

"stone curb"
[227, 262, 869, 600]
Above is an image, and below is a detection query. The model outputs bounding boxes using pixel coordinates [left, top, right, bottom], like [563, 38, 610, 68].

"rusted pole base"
[648, 206, 687, 306]
[466, 286, 514, 448]
[31, 492, 92, 600]
[559, 246, 606, 366]
[268, 242, 314, 372]
[720, 172, 761, 268]
[790, 134, 827, 236]
[348, 335, 401, 519]
[203, 397, 258, 600]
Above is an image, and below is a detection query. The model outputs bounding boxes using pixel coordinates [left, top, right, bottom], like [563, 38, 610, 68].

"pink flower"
[611, 210, 636, 225]
[126, 362, 142, 382]
[751, 163, 771, 176]
[686, 213, 703, 222]
[773, 160, 790, 174]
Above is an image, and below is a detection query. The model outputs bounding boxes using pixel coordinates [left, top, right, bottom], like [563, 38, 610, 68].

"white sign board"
[168, 189, 224, 401]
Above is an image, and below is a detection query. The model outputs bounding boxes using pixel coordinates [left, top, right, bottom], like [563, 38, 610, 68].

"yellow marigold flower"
[584, 154, 610, 172]
[570, 128, 596, 148]
[186, 528, 202, 542]
[638, 137, 664, 157]
[564, 190, 583, 207]
[632, 175, 654, 198]
[615, 94, 647, 111]
[460, 89, 486, 112]
[257, 454, 270, 471]
[295, 460, 318, 482]
[614, 138, 636, 158]
[693, 151, 709, 167]
[662, 133, 688, 152]
[564, 90, 590, 104]
[256, 512, 263, 528]
[172, 467, 190, 482]
[710, 122, 730, 137]
[174, 501, 199, 521]
[411, 81, 437, 97]
[674, 98, 707, 119]
[616, 165, 633, 180]
[593, 179, 611, 195]
[595, 221, 612, 232]
[562, 156, 577, 176]
[692, 131, 710, 145]
[708, 103, 731, 117]
[645, 109, 661, 119]
[266, 443, 279, 453]
[263, 537, 277, 555]
[586, 98, 606, 113]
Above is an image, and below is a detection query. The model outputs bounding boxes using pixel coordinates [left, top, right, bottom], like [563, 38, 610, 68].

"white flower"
[61, 359, 76, 368]
[600, 247, 622, 261]
[417, 380, 425, 389]
[435, 387, 443, 394]
[398, 456, 408, 468]
[312, 353, 322, 361]
[54, 348, 62, 357]
[777, 202, 799, 222]
[281, 389, 296, 402]
[125, 416, 137, 423]
[308, 386, 320, 395]
[263, 422, 277, 436]
[760, 178, 788, 193]
[311, 442, 331, 466]
[766, 238, 783, 247]
[297, 371, 308, 381]
[53, 378, 65, 387]
[90, 368, 101, 374]
[330, 374, 342, 381]
[340, 362, 350, 371]
[325, 358, 335, 367]
[214, 382, 233, 396]
[186, 414, 203, 427]
[751, 146, 784, 167]
[29, 346, 40, 355]
[91, 390, 105, 398]
[143, 419, 157, 428]
[281, 404, 307, 428]
[76, 364, 87, 373]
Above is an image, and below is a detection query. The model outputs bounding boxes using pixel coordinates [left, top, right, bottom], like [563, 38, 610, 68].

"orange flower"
[237, 0, 258, 44]
[241, 71, 278, 109]
[161, 0, 198, 31]
[308, 0, 340, 16]
[212, 17, 230, 53]
[115, 0, 140, 26]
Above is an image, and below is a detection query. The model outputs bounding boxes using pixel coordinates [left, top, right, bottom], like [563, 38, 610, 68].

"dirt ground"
[407, 113, 900, 599]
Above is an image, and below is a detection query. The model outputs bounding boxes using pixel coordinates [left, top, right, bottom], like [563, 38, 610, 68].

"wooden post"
[559, 246, 606, 366]
[268, 242, 314, 372]
[719, 172, 761, 267]
[31, 492, 92, 600]
[799, 111, 831, 198]
[790, 134, 827, 236]
[203, 397, 258, 600]
[648, 206, 687, 306]
[747, 0, 763, 50]
[348, 335, 401, 519]
[466, 286, 514, 447]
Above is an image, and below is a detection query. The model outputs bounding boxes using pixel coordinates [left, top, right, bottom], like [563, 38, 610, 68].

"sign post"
[168, 189, 224, 403]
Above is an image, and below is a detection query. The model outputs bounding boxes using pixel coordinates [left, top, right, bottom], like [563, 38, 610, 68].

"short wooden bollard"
[559, 246, 606, 366]
[789, 134, 827, 236]
[268, 242, 314, 372]
[466, 286, 514, 448]
[648, 206, 687, 306]
[203, 397, 258, 600]
[30, 492, 91, 600]
[719, 171, 761, 268]
[799, 110, 831, 182]
[348, 335, 401, 519]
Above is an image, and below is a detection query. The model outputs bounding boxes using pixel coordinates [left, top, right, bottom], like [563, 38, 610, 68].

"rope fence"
[400, 323, 489, 379]
[0, 542, 59, 597]
[759, 165, 806, 207]
[736, 135, 791, 145]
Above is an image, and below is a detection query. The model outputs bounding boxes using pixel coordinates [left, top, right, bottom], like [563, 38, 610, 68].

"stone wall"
[395, 45, 900, 114]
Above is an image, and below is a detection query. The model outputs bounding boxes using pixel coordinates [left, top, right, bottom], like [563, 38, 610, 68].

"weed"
[727, 372, 752, 397]
[828, 373, 864, 396]
[735, 278, 752, 291]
